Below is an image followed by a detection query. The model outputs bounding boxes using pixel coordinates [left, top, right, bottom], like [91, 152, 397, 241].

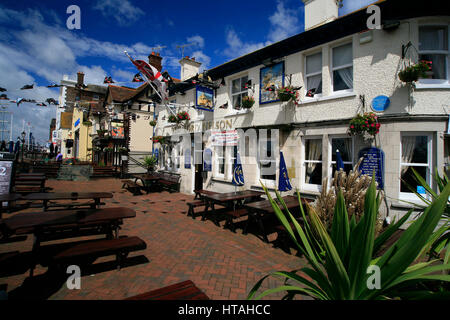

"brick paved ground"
[0, 178, 310, 300]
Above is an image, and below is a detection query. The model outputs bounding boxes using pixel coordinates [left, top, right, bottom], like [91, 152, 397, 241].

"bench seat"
[125, 280, 209, 300]
[121, 180, 143, 196]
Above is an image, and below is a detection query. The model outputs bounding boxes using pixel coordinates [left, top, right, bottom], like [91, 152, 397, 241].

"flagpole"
[124, 51, 177, 117]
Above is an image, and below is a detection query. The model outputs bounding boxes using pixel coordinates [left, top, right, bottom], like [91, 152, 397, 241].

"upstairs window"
[419, 26, 448, 80]
[305, 52, 322, 95]
[231, 75, 248, 109]
[332, 43, 353, 91]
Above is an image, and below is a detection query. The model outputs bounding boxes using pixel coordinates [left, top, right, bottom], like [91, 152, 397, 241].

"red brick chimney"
[148, 52, 163, 72]
[77, 72, 85, 86]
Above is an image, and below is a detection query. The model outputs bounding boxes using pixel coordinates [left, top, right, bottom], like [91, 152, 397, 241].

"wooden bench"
[157, 172, 181, 192]
[42, 236, 146, 271]
[186, 200, 208, 219]
[125, 280, 209, 300]
[223, 208, 249, 232]
[121, 180, 143, 196]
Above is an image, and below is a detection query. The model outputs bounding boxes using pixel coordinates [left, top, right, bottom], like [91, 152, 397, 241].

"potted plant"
[168, 115, 179, 123]
[176, 111, 190, 121]
[398, 60, 432, 83]
[277, 86, 298, 102]
[143, 155, 157, 173]
[149, 120, 157, 126]
[348, 112, 380, 137]
[241, 96, 255, 109]
[152, 135, 166, 144]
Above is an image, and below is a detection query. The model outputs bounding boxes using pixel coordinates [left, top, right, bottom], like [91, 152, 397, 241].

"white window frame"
[418, 23, 450, 85]
[328, 135, 354, 185]
[302, 136, 323, 192]
[230, 75, 249, 111]
[399, 132, 433, 202]
[172, 143, 183, 173]
[331, 42, 354, 93]
[214, 144, 226, 179]
[305, 51, 323, 98]
[257, 134, 277, 188]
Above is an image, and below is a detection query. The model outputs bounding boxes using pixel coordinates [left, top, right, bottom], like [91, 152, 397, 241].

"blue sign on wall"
[74, 118, 80, 127]
[371, 95, 390, 112]
[358, 147, 385, 189]
[185, 149, 191, 169]
[203, 148, 212, 172]
[154, 148, 159, 164]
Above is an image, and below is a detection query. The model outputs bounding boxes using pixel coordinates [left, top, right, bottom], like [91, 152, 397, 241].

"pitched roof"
[108, 85, 137, 102]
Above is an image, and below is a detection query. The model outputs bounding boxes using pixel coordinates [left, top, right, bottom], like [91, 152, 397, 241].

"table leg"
[43, 200, 48, 211]
[201, 199, 210, 221]
[256, 213, 269, 243]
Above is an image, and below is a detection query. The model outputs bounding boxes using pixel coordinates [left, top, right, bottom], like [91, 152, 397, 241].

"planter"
[241, 96, 255, 109]
[398, 68, 420, 83]
[278, 92, 292, 102]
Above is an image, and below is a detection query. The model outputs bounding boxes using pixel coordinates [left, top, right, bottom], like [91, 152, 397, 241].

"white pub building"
[153, 0, 450, 221]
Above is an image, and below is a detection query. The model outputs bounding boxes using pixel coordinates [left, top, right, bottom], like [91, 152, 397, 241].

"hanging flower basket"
[177, 111, 190, 121]
[348, 112, 380, 136]
[152, 136, 167, 144]
[277, 86, 298, 102]
[241, 96, 255, 109]
[398, 60, 432, 83]
[149, 120, 157, 126]
[168, 115, 179, 123]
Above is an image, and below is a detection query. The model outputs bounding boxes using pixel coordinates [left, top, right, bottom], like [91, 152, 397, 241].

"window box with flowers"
[398, 60, 432, 84]
[277, 86, 299, 104]
[177, 111, 190, 121]
[348, 112, 380, 138]
[241, 96, 255, 109]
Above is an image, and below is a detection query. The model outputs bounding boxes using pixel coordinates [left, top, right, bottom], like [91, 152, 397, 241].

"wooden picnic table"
[0, 193, 22, 219]
[244, 195, 309, 243]
[22, 192, 113, 211]
[201, 190, 264, 226]
[0, 206, 136, 276]
[132, 173, 161, 193]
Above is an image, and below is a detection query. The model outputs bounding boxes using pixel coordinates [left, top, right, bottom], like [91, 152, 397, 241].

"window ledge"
[163, 123, 176, 128]
[415, 81, 450, 90]
[225, 109, 250, 117]
[390, 201, 425, 210]
[211, 177, 233, 184]
[299, 91, 356, 105]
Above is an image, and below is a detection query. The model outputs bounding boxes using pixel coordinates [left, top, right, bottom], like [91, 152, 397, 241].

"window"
[259, 130, 276, 185]
[168, 99, 177, 115]
[173, 144, 182, 172]
[332, 43, 353, 91]
[419, 26, 449, 80]
[305, 52, 322, 95]
[303, 138, 322, 190]
[231, 75, 248, 109]
[215, 144, 226, 178]
[330, 137, 353, 177]
[400, 134, 432, 200]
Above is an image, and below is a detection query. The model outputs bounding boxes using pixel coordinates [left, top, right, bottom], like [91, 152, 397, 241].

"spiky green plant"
[248, 177, 450, 300]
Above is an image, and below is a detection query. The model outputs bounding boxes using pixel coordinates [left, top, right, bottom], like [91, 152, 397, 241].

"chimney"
[179, 56, 202, 81]
[302, 0, 339, 31]
[148, 51, 163, 72]
[77, 72, 85, 86]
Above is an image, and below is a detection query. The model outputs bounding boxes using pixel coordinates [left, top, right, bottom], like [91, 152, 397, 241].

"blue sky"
[0, 0, 375, 144]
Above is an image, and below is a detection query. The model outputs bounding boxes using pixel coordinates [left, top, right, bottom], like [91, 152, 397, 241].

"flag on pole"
[336, 149, 345, 171]
[232, 152, 244, 186]
[278, 151, 292, 191]
[126, 54, 168, 101]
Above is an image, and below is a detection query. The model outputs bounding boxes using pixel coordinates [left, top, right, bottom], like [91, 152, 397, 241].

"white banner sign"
[211, 130, 239, 146]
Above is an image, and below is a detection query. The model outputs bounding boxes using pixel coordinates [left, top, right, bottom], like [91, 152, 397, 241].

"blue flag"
[278, 151, 292, 191]
[232, 152, 244, 186]
[336, 149, 345, 171]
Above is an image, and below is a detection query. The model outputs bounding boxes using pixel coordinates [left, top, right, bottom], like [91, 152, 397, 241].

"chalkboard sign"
[0, 160, 14, 195]
[358, 147, 385, 189]
[203, 149, 212, 172]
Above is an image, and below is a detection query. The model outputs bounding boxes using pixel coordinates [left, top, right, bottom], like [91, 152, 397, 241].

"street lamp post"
[21, 131, 26, 163]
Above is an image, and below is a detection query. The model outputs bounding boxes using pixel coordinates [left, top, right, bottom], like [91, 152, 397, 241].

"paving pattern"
[0, 178, 309, 300]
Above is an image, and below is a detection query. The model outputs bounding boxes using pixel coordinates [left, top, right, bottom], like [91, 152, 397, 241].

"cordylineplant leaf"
[373, 209, 413, 255]
[348, 177, 378, 298]
[331, 190, 350, 263]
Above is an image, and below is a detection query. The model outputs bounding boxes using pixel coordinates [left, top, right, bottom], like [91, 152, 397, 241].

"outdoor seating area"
[121, 171, 181, 195]
[0, 178, 306, 300]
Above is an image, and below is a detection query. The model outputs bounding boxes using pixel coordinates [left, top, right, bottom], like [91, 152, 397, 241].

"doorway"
[74, 130, 79, 159]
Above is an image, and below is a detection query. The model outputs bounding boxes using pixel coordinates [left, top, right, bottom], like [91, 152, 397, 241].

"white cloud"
[93, 0, 145, 26]
[268, 1, 302, 43]
[187, 35, 205, 49]
[223, 29, 270, 59]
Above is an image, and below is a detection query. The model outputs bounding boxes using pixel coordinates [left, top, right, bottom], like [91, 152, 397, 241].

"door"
[194, 142, 204, 191]
[74, 130, 79, 159]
